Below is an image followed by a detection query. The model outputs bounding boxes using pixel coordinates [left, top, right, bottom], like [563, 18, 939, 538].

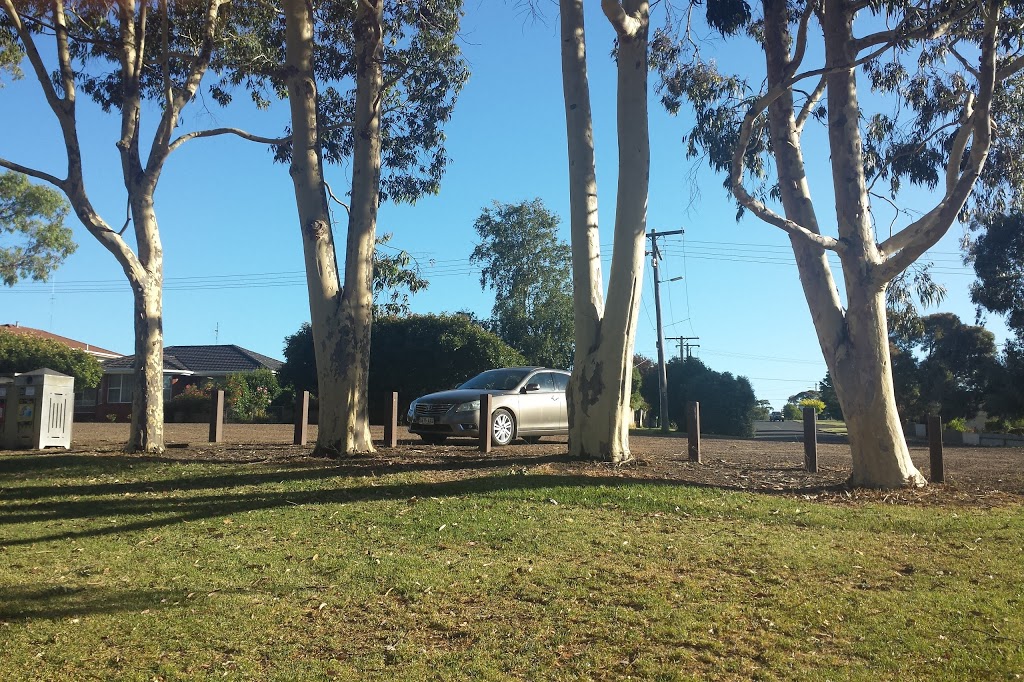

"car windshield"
[459, 369, 530, 391]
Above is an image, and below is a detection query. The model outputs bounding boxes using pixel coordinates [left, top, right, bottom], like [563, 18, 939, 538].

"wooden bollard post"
[929, 414, 944, 483]
[687, 401, 701, 463]
[384, 392, 399, 447]
[209, 389, 225, 443]
[479, 393, 492, 454]
[293, 390, 310, 446]
[803, 406, 818, 473]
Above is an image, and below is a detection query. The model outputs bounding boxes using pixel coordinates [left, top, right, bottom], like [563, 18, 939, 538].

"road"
[754, 419, 818, 440]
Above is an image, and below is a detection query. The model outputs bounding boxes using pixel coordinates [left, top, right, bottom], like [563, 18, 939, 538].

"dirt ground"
[50, 422, 1023, 506]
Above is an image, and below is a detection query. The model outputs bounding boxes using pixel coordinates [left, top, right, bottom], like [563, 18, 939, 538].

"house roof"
[0, 324, 123, 358]
[102, 353, 192, 373]
[103, 344, 282, 376]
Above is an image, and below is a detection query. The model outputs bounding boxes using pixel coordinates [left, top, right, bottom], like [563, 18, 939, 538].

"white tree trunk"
[128, 257, 165, 453]
[332, 0, 382, 454]
[752, 0, 925, 487]
[282, 0, 375, 456]
[730, 0, 1001, 487]
[560, 0, 649, 462]
[835, 288, 924, 487]
[821, 0, 924, 486]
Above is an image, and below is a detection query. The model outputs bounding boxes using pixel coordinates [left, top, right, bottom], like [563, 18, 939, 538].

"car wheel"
[491, 408, 515, 446]
[522, 436, 542, 445]
[420, 434, 447, 445]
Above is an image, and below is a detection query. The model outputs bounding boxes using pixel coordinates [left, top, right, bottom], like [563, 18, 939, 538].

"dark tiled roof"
[103, 345, 282, 375]
[166, 345, 282, 373]
[103, 353, 190, 372]
[0, 324, 123, 358]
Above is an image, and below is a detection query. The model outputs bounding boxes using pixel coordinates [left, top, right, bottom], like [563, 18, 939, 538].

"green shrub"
[166, 383, 211, 423]
[368, 315, 527, 423]
[644, 356, 757, 438]
[986, 417, 1005, 433]
[225, 369, 280, 422]
[277, 315, 526, 424]
[783, 403, 802, 420]
[946, 417, 968, 432]
[0, 329, 103, 387]
[799, 398, 826, 415]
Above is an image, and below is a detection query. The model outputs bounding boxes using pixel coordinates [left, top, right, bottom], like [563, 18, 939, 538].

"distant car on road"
[408, 367, 570, 446]
[769, 411, 784, 422]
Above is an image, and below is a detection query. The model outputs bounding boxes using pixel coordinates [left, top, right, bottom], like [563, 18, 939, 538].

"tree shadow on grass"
[0, 450, 582, 503]
[0, 584, 184, 622]
[0, 458, 849, 548]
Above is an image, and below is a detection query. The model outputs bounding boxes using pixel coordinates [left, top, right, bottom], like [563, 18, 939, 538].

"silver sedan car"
[407, 367, 570, 446]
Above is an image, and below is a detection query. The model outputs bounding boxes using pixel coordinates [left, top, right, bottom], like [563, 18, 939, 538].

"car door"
[517, 371, 557, 433]
[550, 371, 569, 433]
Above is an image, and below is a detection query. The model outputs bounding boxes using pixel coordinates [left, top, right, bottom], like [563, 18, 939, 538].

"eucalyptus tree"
[0, 0, 230, 452]
[211, 0, 465, 455]
[0, 170, 75, 285]
[559, 0, 651, 462]
[652, 0, 1024, 487]
[470, 199, 574, 369]
[969, 212, 1024, 337]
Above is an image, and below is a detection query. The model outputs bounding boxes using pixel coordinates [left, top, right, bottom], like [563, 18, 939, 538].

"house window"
[75, 388, 97, 408]
[107, 375, 134, 404]
[164, 375, 173, 401]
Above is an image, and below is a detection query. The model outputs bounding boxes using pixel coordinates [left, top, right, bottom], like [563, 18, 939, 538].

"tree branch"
[53, 0, 76, 103]
[324, 181, 351, 214]
[876, 2, 999, 282]
[168, 127, 293, 153]
[0, 157, 67, 191]
[948, 44, 980, 77]
[855, 2, 977, 50]
[794, 74, 826, 133]
[2, 0, 67, 113]
[601, 0, 646, 38]
[786, 0, 817, 79]
[730, 95, 841, 252]
[148, 0, 224, 175]
[115, 0, 144, 189]
[997, 52, 1024, 80]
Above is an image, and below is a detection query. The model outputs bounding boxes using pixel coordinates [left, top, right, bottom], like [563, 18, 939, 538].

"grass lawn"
[817, 420, 849, 436]
[1, 451, 1022, 681]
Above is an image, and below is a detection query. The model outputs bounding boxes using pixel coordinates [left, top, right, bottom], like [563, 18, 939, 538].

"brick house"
[0, 323, 124, 419]
[94, 345, 283, 421]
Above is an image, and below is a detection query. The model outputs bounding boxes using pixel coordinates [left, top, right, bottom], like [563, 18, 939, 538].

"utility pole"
[668, 336, 700, 359]
[649, 228, 683, 433]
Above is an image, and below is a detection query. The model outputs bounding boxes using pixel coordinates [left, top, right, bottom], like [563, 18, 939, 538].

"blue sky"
[0, 1, 1008, 409]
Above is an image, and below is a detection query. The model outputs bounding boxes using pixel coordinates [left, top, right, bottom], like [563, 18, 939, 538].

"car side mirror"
[522, 383, 540, 393]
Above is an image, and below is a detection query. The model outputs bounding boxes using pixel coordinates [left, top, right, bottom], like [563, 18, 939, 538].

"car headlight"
[455, 399, 479, 413]
[407, 400, 418, 418]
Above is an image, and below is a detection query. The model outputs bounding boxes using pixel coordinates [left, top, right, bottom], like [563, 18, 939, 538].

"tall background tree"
[470, 198, 574, 369]
[1, 0, 230, 453]
[889, 312, 999, 423]
[969, 212, 1024, 337]
[967, 212, 1024, 423]
[0, 171, 75, 285]
[817, 373, 841, 420]
[653, 0, 1024, 487]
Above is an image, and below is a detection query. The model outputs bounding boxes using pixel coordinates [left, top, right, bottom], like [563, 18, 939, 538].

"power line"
[700, 349, 825, 365]
[2, 235, 980, 297]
